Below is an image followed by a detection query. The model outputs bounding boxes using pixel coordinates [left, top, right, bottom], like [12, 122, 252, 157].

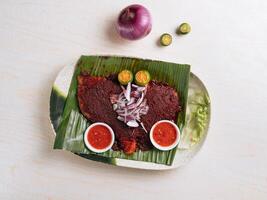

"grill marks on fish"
[77, 74, 181, 153]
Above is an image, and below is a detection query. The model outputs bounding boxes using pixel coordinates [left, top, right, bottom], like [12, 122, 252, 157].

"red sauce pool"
[87, 125, 112, 149]
[152, 122, 177, 147]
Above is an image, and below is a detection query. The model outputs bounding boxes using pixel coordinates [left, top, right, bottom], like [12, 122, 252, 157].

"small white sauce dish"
[149, 120, 181, 151]
[83, 122, 115, 153]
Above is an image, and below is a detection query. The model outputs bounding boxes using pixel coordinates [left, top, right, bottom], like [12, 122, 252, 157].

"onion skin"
[116, 4, 152, 40]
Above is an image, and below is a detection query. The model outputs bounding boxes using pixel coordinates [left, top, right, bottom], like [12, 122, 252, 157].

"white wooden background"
[0, 0, 267, 199]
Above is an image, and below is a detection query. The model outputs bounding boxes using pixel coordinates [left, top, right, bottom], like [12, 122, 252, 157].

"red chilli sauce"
[152, 122, 177, 147]
[87, 125, 112, 149]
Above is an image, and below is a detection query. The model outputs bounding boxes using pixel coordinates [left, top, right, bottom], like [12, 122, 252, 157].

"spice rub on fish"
[142, 81, 181, 131]
[77, 75, 138, 154]
[77, 74, 181, 154]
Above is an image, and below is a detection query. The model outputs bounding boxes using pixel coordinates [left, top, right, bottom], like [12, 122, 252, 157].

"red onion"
[116, 4, 152, 40]
[110, 83, 149, 129]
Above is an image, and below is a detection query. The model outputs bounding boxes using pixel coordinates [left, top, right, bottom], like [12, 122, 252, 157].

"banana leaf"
[54, 55, 190, 165]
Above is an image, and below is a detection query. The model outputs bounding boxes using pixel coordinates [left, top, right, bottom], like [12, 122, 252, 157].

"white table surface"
[1, 0, 267, 199]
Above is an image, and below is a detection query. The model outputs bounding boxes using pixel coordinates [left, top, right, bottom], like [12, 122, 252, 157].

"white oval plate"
[50, 62, 211, 170]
